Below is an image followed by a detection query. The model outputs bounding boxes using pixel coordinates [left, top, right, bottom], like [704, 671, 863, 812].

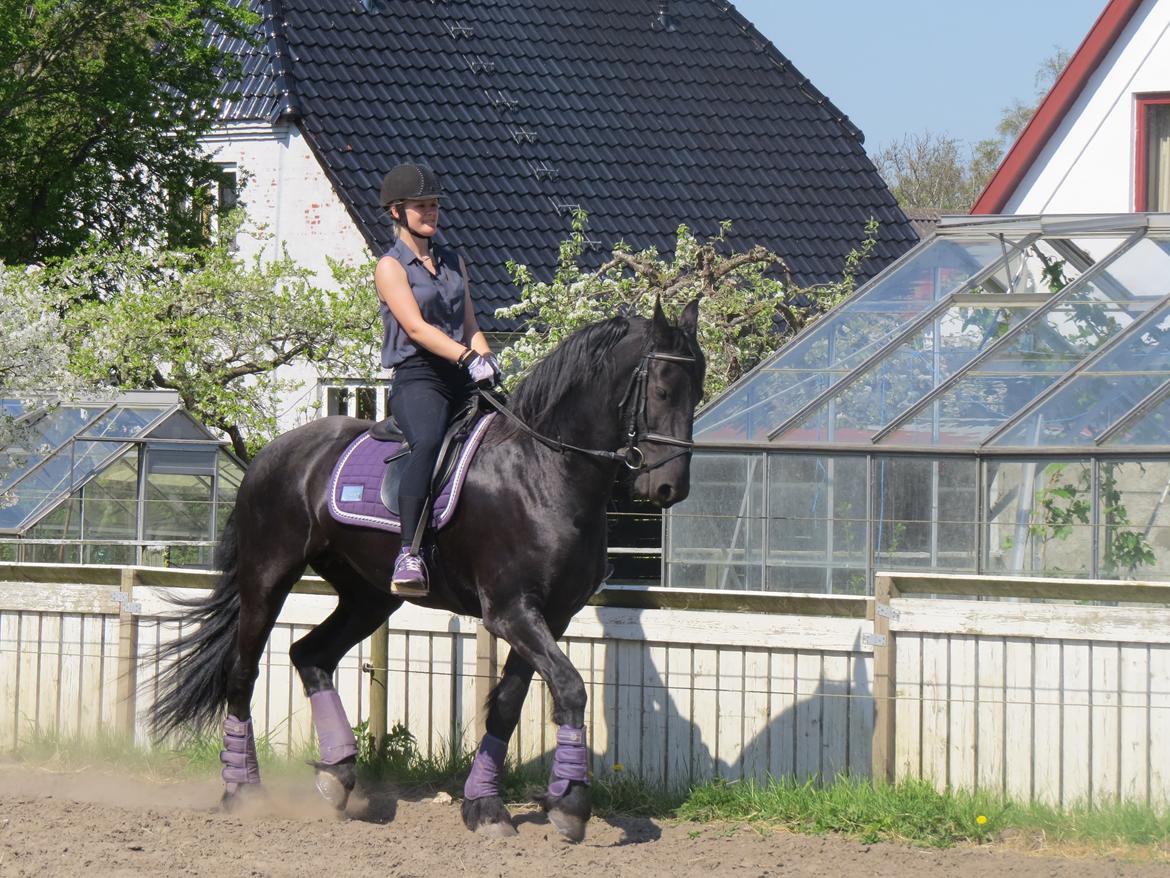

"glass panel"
[26, 405, 109, 448]
[1146, 102, 1170, 211]
[765, 455, 867, 594]
[23, 498, 81, 564]
[146, 412, 212, 440]
[0, 453, 73, 529]
[777, 302, 1033, 444]
[143, 444, 214, 565]
[80, 405, 166, 439]
[984, 460, 1092, 577]
[694, 237, 1009, 442]
[664, 453, 763, 590]
[356, 387, 377, 421]
[874, 457, 978, 572]
[215, 451, 244, 540]
[327, 387, 350, 417]
[1105, 388, 1170, 445]
[884, 237, 1170, 447]
[1097, 461, 1164, 579]
[995, 291, 1170, 446]
[82, 454, 139, 564]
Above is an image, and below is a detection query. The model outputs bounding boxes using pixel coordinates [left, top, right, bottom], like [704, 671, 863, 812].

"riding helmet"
[380, 163, 443, 209]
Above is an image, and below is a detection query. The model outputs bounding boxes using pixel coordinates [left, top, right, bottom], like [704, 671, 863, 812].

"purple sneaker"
[391, 548, 428, 595]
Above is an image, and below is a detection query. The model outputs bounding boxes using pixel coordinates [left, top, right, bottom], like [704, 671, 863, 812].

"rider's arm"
[375, 255, 468, 362]
[462, 288, 492, 357]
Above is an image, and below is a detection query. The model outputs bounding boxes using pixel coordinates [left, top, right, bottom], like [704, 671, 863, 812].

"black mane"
[504, 315, 637, 435]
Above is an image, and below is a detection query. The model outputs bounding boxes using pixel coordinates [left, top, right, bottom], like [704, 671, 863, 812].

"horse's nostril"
[656, 484, 674, 504]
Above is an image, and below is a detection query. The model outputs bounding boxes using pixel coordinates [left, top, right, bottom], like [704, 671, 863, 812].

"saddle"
[367, 401, 480, 517]
[326, 401, 495, 535]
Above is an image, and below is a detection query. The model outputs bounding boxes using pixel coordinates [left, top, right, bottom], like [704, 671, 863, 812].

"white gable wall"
[1004, 0, 1170, 214]
[202, 122, 379, 430]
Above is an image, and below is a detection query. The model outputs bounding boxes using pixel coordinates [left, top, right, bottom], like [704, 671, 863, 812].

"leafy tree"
[41, 216, 379, 461]
[0, 0, 255, 262]
[0, 266, 86, 458]
[871, 48, 1071, 213]
[497, 213, 879, 402]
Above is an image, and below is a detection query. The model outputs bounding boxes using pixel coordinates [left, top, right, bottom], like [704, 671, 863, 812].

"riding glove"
[459, 349, 498, 386]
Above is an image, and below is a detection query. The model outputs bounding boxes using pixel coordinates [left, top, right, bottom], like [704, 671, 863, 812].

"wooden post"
[369, 620, 389, 745]
[474, 623, 498, 739]
[115, 567, 139, 741]
[871, 574, 898, 785]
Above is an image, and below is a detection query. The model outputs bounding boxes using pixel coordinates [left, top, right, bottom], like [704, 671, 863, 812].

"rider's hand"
[459, 349, 498, 387]
[483, 352, 502, 386]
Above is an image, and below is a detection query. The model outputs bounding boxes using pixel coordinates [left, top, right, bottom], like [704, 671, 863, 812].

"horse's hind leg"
[461, 649, 534, 838]
[290, 557, 401, 812]
[221, 561, 305, 809]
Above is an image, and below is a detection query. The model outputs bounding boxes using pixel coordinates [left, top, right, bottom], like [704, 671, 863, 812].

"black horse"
[150, 299, 705, 842]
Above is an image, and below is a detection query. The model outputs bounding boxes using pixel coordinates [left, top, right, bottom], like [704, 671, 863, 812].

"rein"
[477, 349, 697, 472]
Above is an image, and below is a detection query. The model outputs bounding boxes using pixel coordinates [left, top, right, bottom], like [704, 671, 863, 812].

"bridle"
[477, 345, 698, 472]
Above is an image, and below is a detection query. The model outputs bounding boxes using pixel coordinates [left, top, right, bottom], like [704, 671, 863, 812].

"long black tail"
[150, 512, 242, 737]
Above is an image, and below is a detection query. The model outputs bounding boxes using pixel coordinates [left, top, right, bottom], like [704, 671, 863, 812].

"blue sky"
[729, 0, 1108, 152]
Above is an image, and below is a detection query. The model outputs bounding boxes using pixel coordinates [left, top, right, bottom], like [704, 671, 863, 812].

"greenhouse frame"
[665, 213, 1170, 594]
[0, 391, 244, 568]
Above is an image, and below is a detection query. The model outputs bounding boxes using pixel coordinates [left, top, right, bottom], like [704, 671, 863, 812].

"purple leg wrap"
[309, 689, 358, 765]
[548, 724, 589, 798]
[463, 733, 509, 800]
[220, 714, 260, 787]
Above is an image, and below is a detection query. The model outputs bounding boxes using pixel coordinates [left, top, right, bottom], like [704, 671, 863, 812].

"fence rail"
[4, 563, 1170, 809]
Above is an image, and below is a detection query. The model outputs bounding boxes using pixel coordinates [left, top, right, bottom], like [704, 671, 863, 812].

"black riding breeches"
[388, 353, 473, 544]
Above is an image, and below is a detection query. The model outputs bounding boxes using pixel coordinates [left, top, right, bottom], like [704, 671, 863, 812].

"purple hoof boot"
[220, 714, 261, 795]
[390, 549, 428, 595]
[545, 725, 591, 842]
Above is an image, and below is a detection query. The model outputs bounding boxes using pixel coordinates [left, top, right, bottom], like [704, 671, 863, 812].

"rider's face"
[401, 198, 439, 236]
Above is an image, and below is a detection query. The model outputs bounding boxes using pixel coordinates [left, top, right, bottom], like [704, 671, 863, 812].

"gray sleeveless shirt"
[379, 237, 466, 368]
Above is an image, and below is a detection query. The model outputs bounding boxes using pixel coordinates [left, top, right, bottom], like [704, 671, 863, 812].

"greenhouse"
[0, 391, 244, 568]
[665, 213, 1170, 594]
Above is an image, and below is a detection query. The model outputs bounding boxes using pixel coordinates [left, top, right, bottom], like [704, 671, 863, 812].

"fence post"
[870, 574, 897, 784]
[474, 623, 499, 738]
[369, 620, 389, 745]
[115, 567, 140, 741]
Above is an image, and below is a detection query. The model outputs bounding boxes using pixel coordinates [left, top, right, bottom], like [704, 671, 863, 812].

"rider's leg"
[388, 362, 453, 592]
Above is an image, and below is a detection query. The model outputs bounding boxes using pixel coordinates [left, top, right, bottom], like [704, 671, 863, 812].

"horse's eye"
[653, 386, 669, 401]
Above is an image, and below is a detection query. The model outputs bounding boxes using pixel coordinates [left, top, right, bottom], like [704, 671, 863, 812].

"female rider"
[375, 163, 498, 595]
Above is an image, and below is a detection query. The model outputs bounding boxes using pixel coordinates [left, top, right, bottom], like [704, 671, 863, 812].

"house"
[204, 0, 917, 426]
[973, 0, 1170, 214]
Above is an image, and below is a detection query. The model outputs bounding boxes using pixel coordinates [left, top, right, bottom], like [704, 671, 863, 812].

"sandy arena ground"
[0, 764, 1165, 878]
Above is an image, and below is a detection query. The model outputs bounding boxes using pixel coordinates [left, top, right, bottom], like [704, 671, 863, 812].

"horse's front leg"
[481, 605, 591, 842]
[461, 649, 534, 838]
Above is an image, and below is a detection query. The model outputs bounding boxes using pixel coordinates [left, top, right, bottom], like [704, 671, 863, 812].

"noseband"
[477, 346, 697, 472]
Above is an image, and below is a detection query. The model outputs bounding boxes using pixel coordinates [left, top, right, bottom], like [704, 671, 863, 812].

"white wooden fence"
[3, 563, 1170, 809]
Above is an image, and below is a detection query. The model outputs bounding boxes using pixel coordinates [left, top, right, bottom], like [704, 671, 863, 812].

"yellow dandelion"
[976, 815, 988, 825]
[612, 763, 624, 773]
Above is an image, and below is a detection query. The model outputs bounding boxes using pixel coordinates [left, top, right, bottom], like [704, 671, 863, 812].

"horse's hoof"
[314, 768, 351, 811]
[540, 782, 590, 843]
[547, 807, 587, 843]
[462, 796, 517, 838]
[219, 782, 264, 813]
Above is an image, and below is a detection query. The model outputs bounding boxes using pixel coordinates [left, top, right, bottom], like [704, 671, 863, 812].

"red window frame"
[1136, 93, 1170, 211]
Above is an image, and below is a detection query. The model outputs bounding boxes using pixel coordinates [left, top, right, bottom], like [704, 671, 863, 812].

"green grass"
[7, 730, 1169, 858]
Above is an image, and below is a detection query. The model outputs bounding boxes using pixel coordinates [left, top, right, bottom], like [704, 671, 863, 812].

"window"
[1137, 95, 1170, 211]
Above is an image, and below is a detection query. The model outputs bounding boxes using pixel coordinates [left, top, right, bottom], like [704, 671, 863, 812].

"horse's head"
[626, 298, 706, 508]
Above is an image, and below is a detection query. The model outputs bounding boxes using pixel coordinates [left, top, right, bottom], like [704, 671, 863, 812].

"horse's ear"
[679, 297, 700, 336]
[651, 295, 670, 341]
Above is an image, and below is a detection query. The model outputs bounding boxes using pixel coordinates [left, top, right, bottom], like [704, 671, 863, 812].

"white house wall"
[1005, 0, 1170, 213]
[202, 122, 378, 430]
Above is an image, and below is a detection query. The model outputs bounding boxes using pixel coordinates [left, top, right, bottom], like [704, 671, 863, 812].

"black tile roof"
[220, 0, 917, 331]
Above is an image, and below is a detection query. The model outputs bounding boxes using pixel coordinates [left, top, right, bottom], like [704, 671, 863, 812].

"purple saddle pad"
[327, 413, 495, 533]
